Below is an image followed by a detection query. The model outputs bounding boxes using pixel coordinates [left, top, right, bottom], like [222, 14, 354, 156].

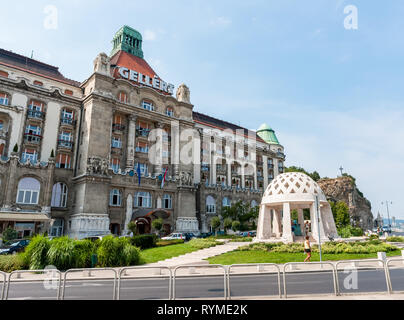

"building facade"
[0, 26, 285, 239]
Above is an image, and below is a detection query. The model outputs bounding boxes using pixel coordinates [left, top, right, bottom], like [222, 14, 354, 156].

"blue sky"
[2, 1, 404, 219]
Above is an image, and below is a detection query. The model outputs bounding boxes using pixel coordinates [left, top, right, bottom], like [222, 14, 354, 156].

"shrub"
[387, 236, 404, 243]
[97, 236, 140, 267]
[210, 217, 221, 233]
[123, 244, 141, 266]
[127, 221, 137, 235]
[130, 234, 157, 250]
[47, 237, 76, 270]
[232, 221, 241, 232]
[22, 235, 50, 270]
[223, 218, 233, 232]
[3, 228, 19, 242]
[73, 239, 97, 268]
[152, 218, 163, 232]
[156, 239, 185, 247]
[0, 254, 26, 272]
[188, 239, 220, 249]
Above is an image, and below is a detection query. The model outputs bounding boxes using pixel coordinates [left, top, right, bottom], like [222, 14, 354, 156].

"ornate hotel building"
[0, 26, 285, 239]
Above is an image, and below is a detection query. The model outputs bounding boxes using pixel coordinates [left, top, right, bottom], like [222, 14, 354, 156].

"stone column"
[241, 165, 246, 188]
[170, 120, 180, 176]
[211, 155, 216, 185]
[43, 157, 56, 214]
[272, 209, 281, 238]
[227, 162, 232, 187]
[126, 115, 137, 170]
[310, 202, 327, 243]
[257, 205, 272, 240]
[298, 208, 305, 235]
[282, 202, 293, 242]
[3, 152, 19, 208]
[254, 164, 258, 190]
[273, 158, 279, 178]
[153, 122, 164, 175]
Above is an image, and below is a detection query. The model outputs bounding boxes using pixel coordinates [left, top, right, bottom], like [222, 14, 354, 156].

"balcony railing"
[268, 164, 274, 169]
[277, 152, 286, 159]
[58, 140, 73, 150]
[24, 133, 42, 144]
[112, 123, 126, 132]
[136, 147, 149, 153]
[27, 109, 45, 120]
[136, 128, 150, 137]
[60, 117, 76, 126]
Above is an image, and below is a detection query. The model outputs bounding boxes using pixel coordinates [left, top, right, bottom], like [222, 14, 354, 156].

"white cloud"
[144, 30, 157, 41]
[210, 17, 232, 27]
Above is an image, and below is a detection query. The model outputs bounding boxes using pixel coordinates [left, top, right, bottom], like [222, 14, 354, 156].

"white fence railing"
[1, 258, 404, 300]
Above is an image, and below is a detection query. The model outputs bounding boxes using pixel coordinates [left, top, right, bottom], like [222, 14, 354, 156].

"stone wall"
[318, 177, 374, 230]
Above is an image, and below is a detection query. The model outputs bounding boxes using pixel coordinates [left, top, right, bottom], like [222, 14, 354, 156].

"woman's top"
[304, 240, 311, 250]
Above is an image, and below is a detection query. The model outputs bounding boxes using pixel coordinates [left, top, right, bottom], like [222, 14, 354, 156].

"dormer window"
[142, 100, 155, 111]
[118, 92, 128, 103]
[0, 92, 9, 106]
[33, 80, 43, 87]
[166, 107, 174, 117]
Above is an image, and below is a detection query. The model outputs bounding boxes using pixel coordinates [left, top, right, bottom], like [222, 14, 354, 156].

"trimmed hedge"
[188, 239, 221, 249]
[130, 234, 157, 250]
[387, 236, 404, 243]
[238, 240, 399, 254]
[156, 239, 185, 247]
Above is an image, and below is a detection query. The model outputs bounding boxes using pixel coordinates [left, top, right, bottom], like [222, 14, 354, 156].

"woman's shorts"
[304, 249, 311, 253]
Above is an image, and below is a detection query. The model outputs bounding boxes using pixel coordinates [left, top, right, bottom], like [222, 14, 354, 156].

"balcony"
[27, 109, 45, 120]
[277, 152, 286, 160]
[112, 123, 126, 132]
[0, 129, 7, 140]
[136, 147, 149, 154]
[202, 165, 210, 172]
[268, 163, 274, 169]
[60, 117, 76, 127]
[58, 140, 73, 150]
[24, 133, 42, 144]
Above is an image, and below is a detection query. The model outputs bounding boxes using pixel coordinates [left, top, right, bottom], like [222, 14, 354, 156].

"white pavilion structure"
[256, 172, 338, 243]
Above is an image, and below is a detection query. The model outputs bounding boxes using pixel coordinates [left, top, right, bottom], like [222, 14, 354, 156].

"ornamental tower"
[110, 25, 144, 58]
[257, 123, 280, 145]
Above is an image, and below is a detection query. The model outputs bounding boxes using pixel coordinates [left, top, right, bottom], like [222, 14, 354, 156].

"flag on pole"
[136, 163, 141, 186]
[161, 168, 168, 189]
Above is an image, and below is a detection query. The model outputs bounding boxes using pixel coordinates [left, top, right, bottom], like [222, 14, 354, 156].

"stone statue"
[179, 171, 193, 186]
[93, 53, 111, 76]
[176, 84, 191, 104]
[101, 158, 109, 176]
[87, 156, 110, 176]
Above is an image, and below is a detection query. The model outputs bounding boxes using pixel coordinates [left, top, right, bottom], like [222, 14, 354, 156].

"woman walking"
[304, 236, 311, 262]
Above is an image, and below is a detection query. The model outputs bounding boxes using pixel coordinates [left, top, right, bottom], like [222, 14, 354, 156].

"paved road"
[2, 268, 404, 300]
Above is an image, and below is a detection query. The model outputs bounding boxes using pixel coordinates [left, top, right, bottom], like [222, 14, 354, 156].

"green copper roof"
[111, 25, 144, 58]
[257, 123, 280, 145]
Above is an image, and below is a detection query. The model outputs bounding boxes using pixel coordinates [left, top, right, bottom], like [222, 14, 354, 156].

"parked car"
[183, 233, 197, 241]
[161, 233, 186, 241]
[240, 231, 256, 237]
[0, 239, 30, 255]
[83, 235, 108, 242]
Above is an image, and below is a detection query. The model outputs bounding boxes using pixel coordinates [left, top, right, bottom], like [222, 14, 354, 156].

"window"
[110, 158, 120, 172]
[142, 100, 155, 111]
[111, 136, 122, 149]
[166, 107, 174, 117]
[135, 163, 148, 176]
[206, 196, 216, 213]
[251, 200, 258, 208]
[56, 153, 72, 169]
[25, 124, 41, 136]
[0, 92, 9, 106]
[118, 92, 128, 103]
[109, 189, 122, 206]
[222, 197, 231, 208]
[0, 70, 9, 78]
[0, 120, 3, 130]
[135, 192, 152, 208]
[64, 89, 73, 96]
[28, 100, 43, 111]
[16, 177, 40, 205]
[50, 219, 64, 237]
[51, 183, 68, 208]
[136, 142, 149, 153]
[59, 131, 72, 141]
[21, 149, 38, 163]
[33, 80, 43, 86]
[114, 114, 122, 125]
[163, 194, 172, 209]
[61, 109, 74, 125]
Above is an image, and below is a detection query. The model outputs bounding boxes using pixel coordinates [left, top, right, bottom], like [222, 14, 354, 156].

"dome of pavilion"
[261, 172, 327, 205]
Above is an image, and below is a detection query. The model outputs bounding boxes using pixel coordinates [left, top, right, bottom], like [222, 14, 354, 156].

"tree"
[291, 210, 298, 221]
[330, 201, 350, 229]
[223, 218, 233, 234]
[232, 221, 241, 232]
[285, 166, 321, 182]
[3, 227, 18, 242]
[13, 143, 18, 153]
[152, 218, 163, 234]
[210, 217, 221, 235]
[127, 221, 137, 235]
[50, 149, 55, 158]
[221, 201, 259, 231]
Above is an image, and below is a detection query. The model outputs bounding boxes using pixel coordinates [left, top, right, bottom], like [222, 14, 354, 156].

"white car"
[161, 233, 185, 241]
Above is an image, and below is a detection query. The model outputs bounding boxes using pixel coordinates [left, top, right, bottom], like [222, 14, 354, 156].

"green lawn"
[207, 250, 403, 265]
[140, 243, 200, 264]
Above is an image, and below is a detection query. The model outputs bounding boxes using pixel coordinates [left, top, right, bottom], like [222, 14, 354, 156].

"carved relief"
[93, 53, 111, 76]
[86, 156, 110, 176]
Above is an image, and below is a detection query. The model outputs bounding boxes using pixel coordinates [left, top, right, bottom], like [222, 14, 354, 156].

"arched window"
[0, 119, 3, 130]
[166, 107, 174, 117]
[206, 196, 216, 213]
[142, 100, 155, 111]
[118, 91, 128, 103]
[222, 197, 231, 208]
[163, 194, 172, 209]
[0, 92, 9, 106]
[109, 189, 122, 207]
[251, 200, 258, 208]
[135, 192, 152, 208]
[51, 183, 68, 208]
[16, 177, 40, 205]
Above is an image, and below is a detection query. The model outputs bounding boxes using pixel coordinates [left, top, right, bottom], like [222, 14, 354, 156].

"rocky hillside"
[318, 177, 374, 230]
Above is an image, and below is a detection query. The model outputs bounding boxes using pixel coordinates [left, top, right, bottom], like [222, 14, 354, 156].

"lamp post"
[382, 201, 393, 234]
[315, 195, 323, 264]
